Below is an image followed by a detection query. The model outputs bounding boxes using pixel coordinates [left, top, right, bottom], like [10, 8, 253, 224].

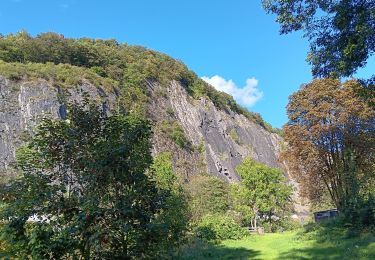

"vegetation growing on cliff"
[0, 61, 117, 89]
[0, 31, 278, 132]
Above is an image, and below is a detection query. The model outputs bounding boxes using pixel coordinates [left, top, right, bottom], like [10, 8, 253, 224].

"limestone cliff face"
[0, 76, 282, 183]
[149, 81, 284, 183]
[0, 76, 117, 178]
[1, 76, 308, 215]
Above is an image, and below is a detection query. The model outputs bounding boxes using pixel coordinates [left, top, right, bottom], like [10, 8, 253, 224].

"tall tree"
[0, 99, 166, 259]
[150, 152, 189, 254]
[283, 78, 375, 209]
[263, 0, 375, 79]
[232, 158, 292, 230]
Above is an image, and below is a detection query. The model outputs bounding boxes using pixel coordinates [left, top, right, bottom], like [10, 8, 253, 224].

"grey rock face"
[0, 77, 116, 177]
[0, 77, 283, 180]
[149, 81, 283, 182]
[0, 76, 307, 215]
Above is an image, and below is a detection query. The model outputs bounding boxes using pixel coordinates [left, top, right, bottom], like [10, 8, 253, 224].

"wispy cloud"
[201, 75, 263, 107]
[60, 3, 69, 9]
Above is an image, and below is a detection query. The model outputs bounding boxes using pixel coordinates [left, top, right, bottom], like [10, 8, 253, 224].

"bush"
[194, 214, 248, 241]
[186, 175, 231, 222]
[262, 217, 302, 233]
[160, 120, 190, 148]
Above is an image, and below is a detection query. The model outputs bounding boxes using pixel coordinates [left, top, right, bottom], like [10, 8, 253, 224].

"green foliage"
[232, 158, 293, 230]
[0, 31, 279, 133]
[229, 128, 241, 145]
[160, 120, 190, 148]
[186, 174, 231, 222]
[262, 217, 302, 233]
[194, 214, 248, 241]
[262, 0, 375, 79]
[0, 60, 116, 89]
[165, 106, 175, 117]
[0, 99, 171, 259]
[150, 152, 189, 254]
[341, 195, 375, 230]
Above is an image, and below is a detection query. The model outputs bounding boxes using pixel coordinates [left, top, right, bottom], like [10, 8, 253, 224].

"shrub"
[166, 107, 175, 117]
[194, 214, 248, 241]
[171, 123, 189, 148]
[0, 61, 117, 90]
[160, 120, 190, 148]
[229, 128, 241, 144]
[186, 174, 230, 222]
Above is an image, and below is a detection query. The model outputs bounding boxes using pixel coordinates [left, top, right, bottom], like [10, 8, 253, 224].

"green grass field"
[177, 229, 375, 259]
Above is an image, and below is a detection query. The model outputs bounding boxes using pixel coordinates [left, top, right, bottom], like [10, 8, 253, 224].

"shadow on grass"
[279, 222, 375, 260]
[175, 240, 261, 260]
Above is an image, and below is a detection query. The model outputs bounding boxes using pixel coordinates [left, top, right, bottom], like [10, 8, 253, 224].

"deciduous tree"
[232, 158, 293, 230]
[0, 99, 166, 259]
[283, 78, 375, 209]
[263, 0, 375, 79]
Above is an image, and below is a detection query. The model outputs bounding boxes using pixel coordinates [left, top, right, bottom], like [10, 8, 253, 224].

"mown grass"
[176, 227, 375, 259]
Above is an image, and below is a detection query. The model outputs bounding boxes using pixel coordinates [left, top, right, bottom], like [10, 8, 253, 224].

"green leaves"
[0, 99, 174, 258]
[232, 158, 293, 229]
[263, 0, 375, 79]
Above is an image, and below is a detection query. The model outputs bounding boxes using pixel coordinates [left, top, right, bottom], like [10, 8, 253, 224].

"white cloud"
[60, 3, 69, 9]
[201, 75, 263, 107]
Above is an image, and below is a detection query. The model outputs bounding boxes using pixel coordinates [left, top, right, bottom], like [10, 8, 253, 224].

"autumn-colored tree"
[283, 78, 375, 210]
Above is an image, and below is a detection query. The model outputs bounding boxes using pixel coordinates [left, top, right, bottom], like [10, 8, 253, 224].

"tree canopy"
[0, 100, 181, 259]
[263, 0, 375, 79]
[232, 158, 293, 230]
[283, 78, 375, 210]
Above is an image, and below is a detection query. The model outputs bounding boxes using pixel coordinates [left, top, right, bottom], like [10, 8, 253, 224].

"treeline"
[0, 31, 279, 133]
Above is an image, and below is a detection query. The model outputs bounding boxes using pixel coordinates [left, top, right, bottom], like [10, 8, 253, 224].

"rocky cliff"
[0, 32, 307, 216]
[0, 73, 307, 217]
[1, 75, 282, 182]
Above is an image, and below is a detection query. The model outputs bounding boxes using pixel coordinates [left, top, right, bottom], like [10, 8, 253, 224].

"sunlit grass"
[176, 229, 375, 259]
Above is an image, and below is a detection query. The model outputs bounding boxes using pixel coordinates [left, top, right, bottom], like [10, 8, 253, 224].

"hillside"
[0, 32, 299, 210]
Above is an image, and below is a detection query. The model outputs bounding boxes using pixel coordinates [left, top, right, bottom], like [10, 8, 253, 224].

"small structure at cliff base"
[314, 209, 339, 223]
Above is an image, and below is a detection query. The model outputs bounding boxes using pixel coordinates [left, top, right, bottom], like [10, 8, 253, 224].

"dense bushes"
[186, 175, 231, 222]
[194, 214, 248, 241]
[150, 152, 189, 254]
[184, 168, 294, 242]
[159, 120, 190, 148]
[185, 175, 248, 241]
[0, 61, 117, 89]
[0, 101, 187, 259]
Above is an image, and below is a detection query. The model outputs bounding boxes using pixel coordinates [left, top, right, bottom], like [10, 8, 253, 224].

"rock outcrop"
[0, 76, 117, 177]
[149, 80, 283, 183]
[0, 75, 307, 216]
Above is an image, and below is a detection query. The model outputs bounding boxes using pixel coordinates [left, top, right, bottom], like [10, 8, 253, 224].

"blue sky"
[1, 0, 374, 128]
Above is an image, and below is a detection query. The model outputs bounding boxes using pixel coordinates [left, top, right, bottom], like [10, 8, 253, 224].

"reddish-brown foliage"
[283, 78, 375, 208]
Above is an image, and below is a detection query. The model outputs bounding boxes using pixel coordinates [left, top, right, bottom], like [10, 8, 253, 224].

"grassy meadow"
[176, 227, 375, 259]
